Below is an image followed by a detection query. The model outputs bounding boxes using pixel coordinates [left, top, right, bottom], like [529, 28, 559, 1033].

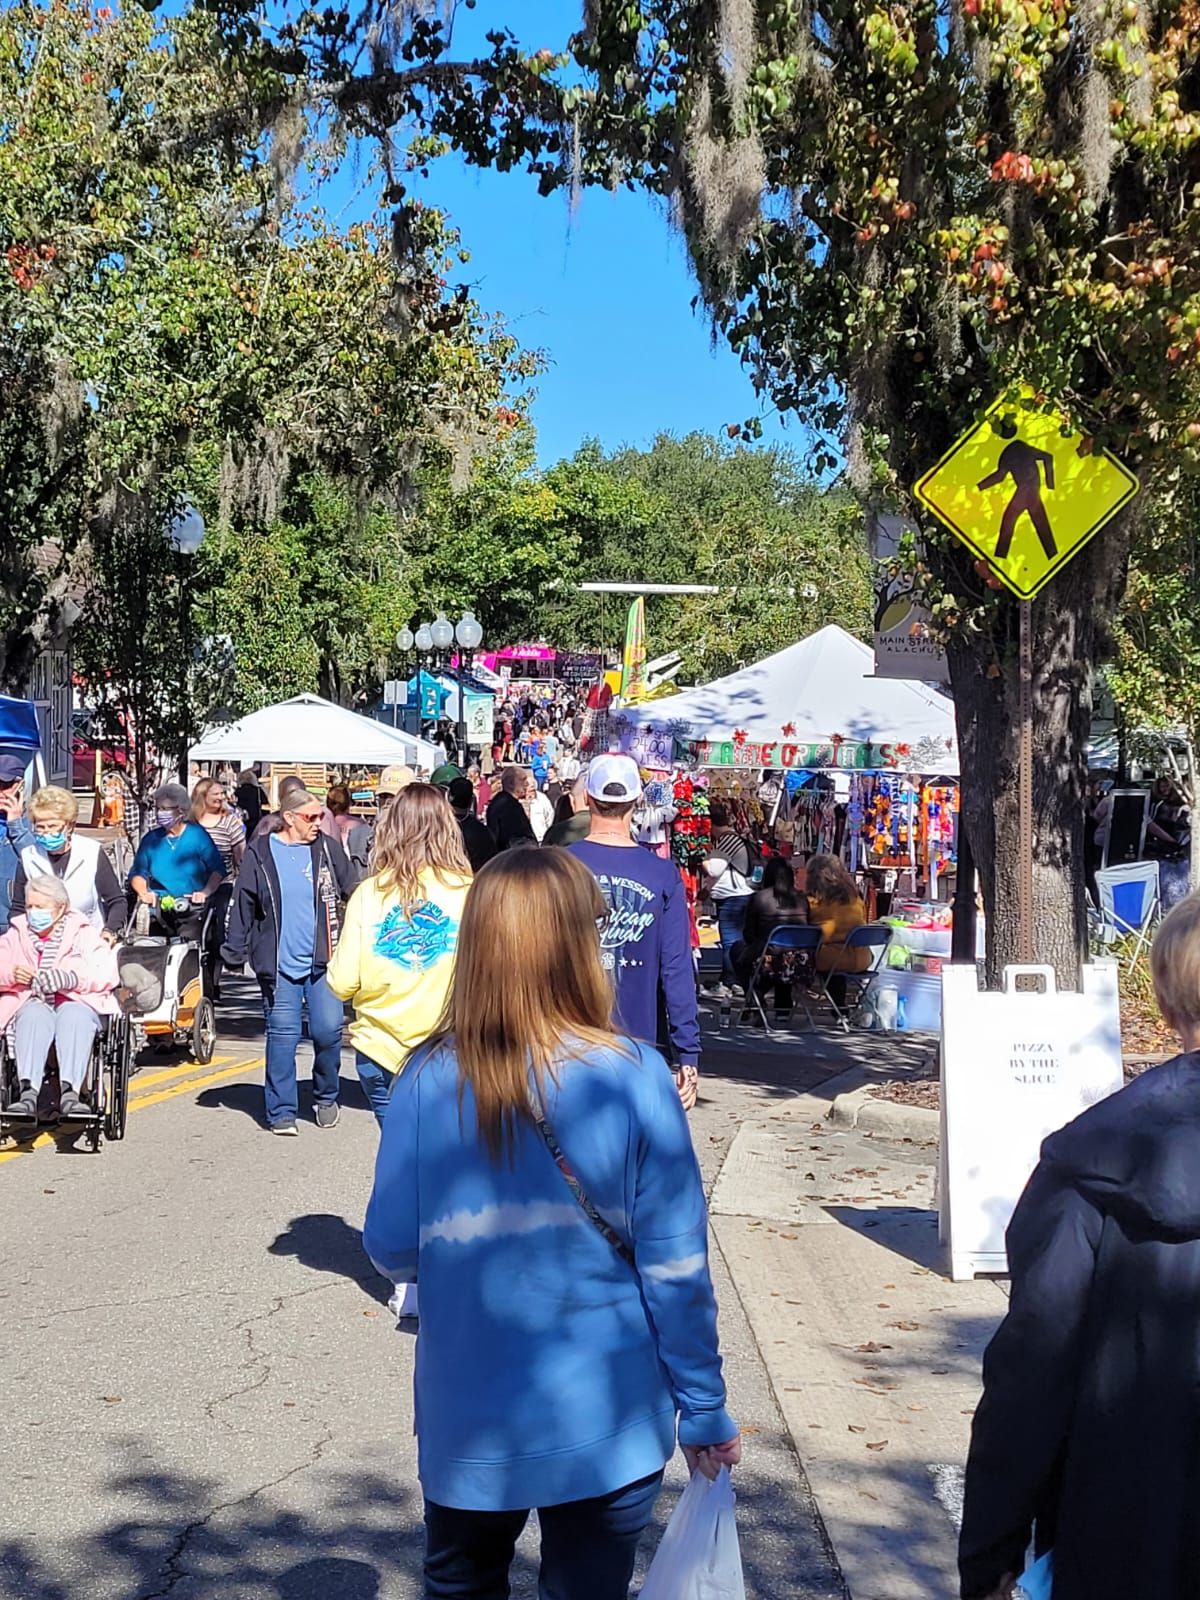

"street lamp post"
[399, 611, 485, 768]
[454, 611, 484, 767]
[393, 627, 414, 730]
[167, 500, 205, 784]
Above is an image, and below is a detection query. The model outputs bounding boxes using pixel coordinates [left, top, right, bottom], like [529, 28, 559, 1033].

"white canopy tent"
[612, 625, 958, 774]
[190, 693, 442, 769]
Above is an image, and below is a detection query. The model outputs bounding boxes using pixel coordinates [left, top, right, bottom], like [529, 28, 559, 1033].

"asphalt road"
[0, 981, 848, 1600]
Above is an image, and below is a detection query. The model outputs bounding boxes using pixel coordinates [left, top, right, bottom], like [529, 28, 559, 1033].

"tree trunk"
[947, 540, 1124, 987]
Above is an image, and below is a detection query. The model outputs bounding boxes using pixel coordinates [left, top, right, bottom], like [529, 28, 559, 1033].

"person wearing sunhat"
[568, 754, 701, 1111]
[0, 753, 38, 935]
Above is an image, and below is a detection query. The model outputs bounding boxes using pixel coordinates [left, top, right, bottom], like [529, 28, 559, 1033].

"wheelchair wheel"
[192, 996, 216, 1065]
[104, 1019, 130, 1143]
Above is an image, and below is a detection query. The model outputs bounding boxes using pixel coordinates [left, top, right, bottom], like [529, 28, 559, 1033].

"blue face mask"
[35, 830, 68, 854]
[27, 907, 54, 933]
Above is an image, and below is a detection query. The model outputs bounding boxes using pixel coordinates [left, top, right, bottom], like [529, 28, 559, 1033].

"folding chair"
[1095, 861, 1160, 964]
[819, 924, 895, 1030]
[741, 925, 824, 1034]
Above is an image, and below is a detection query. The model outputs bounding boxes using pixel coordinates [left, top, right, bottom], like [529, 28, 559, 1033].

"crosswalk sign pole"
[1018, 601, 1034, 962]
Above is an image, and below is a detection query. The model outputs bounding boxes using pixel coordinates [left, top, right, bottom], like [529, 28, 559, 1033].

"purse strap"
[530, 1079, 636, 1268]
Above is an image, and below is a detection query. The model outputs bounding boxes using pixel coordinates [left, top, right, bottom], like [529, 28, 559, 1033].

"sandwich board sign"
[939, 961, 1123, 1280]
[914, 394, 1139, 599]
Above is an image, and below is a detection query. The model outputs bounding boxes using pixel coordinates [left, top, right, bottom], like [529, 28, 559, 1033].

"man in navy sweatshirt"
[569, 755, 701, 1109]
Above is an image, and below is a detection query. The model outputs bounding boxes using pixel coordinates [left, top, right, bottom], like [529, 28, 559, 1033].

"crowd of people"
[0, 743, 741, 1600]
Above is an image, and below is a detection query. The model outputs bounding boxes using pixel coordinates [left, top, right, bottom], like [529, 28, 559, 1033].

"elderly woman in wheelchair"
[0, 874, 120, 1121]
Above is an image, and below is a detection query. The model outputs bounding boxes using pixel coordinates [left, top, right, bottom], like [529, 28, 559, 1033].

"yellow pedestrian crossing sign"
[914, 394, 1139, 600]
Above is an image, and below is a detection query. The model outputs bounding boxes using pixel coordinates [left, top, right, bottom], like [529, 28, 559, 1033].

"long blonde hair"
[433, 849, 619, 1160]
[370, 783, 471, 912]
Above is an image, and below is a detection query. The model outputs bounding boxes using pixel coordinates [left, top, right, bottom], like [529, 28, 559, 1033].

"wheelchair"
[120, 896, 217, 1064]
[0, 1007, 133, 1152]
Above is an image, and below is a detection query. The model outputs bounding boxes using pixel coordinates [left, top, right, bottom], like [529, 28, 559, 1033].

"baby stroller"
[119, 896, 217, 1064]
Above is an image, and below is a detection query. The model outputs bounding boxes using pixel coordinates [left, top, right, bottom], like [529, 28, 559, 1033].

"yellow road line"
[128, 1057, 263, 1112]
[128, 1055, 232, 1095]
[0, 1056, 264, 1166]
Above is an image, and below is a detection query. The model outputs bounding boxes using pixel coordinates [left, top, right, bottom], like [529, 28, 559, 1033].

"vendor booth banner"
[874, 569, 950, 683]
[614, 717, 956, 773]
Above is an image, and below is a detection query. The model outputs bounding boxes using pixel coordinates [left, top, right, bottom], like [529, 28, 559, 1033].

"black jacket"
[961, 1055, 1200, 1600]
[455, 811, 498, 873]
[221, 831, 356, 979]
[486, 789, 536, 851]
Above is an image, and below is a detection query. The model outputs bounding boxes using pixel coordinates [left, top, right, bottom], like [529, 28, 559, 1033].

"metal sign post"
[1018, 601, 1034, 962]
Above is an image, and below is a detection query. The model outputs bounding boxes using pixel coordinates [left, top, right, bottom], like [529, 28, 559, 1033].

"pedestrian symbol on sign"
[914, 391, 1139, 600]
[977, 440, 1057, 561]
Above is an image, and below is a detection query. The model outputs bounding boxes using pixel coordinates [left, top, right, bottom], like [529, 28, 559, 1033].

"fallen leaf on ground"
[887, 1320, 921, 1331]
[100, 1396, 122, 1404]
[363, 1310, 380, 1318]
[856, 1342, 892, 1353]
[848, 1424, 866, 1433]
[866, 1440, 888, 1450]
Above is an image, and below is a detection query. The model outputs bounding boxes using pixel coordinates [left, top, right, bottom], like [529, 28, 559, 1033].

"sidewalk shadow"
[268, 1212, 392, 1306]
[827, 1203, 945, 1273]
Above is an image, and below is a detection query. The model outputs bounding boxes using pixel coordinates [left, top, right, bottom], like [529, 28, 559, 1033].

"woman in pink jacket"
[0, 874, 120, 1120]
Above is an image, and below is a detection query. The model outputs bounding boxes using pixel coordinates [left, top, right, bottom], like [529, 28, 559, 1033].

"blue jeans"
[259, 970, 343, 1127]
[355, 1049, 394, 1127]
[423, 1470, 663, 1600]
[716, 895, 752, 984]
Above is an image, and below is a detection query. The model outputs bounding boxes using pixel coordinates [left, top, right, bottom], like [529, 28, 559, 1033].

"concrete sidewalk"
[708, 1045, 1006, 1600]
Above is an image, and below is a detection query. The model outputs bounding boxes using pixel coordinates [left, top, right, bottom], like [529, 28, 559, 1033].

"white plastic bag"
[639, 1469, 746, 1600]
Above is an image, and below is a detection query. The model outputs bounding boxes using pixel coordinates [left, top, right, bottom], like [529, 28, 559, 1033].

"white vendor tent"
[190, 693, 442, 769]
[613, 624, 958, 774]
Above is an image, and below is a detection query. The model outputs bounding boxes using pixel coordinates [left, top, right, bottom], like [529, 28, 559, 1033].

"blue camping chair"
[820, 924, 895, 1030]
[1095, 861, 1160, 965]
[741, 924, 825, 1034]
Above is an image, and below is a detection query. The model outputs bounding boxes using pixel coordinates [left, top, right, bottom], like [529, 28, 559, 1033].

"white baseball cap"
[586, 754, 643, 804]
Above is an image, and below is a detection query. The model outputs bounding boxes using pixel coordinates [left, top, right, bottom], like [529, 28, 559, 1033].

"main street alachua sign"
[914, 394, 1139, 600]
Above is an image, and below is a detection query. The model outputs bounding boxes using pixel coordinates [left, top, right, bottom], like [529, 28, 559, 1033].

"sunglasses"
[292, 809, 323, 822]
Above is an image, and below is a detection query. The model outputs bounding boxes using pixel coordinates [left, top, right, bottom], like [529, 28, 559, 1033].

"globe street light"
[395, 626, 414, 652]
[430, 612, 455, 651]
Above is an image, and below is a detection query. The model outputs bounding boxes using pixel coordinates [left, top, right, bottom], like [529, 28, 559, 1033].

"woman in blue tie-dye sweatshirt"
[364, 847, 740, 1600]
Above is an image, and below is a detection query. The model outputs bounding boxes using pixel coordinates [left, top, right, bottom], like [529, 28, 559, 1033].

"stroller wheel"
[192, 997, 216, 1065]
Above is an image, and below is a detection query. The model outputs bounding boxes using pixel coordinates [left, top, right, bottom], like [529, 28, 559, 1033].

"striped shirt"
[199, 811, 245, 876]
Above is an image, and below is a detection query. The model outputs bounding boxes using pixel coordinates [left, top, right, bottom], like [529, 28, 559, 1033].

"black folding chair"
[741, 924, 825, 1034]
[819, 924, 894, 1030]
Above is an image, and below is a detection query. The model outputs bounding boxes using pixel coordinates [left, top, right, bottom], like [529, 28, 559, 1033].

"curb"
[824, 1066, 940, 1142]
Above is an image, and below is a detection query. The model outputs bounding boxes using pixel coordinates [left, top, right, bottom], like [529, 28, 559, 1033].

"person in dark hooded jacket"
[960, 891, 1200, 1600]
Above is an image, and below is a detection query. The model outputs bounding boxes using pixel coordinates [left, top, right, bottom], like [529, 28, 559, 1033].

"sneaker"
[314, 1102, 340, 1129]
[7, 1087, 38, 1120]
[707, 983, 733, 1001]
[270, 1119, 299, 1137]
[58, 1089, 89, 1118]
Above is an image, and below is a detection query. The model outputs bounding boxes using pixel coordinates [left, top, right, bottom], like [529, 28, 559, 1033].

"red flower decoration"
[732, 728, 748, 746]
[781, 722, 796, 737]
[896, 742, 912, 756]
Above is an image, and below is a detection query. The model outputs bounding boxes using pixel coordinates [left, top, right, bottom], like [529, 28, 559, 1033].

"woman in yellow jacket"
[806, 853, 869, 1009]
[328, 784, 472, 1128]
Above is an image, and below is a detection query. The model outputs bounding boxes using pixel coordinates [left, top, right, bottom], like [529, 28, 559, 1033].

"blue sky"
[322, 2, 799, 467]
[409, 161, 796, 466]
